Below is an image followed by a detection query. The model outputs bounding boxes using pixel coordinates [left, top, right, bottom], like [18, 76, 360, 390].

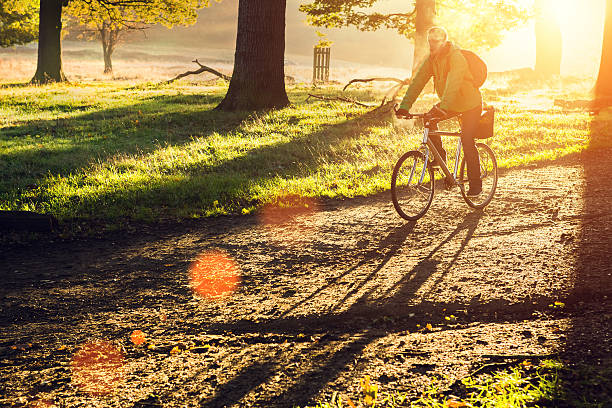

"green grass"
[0, 78, 609, 230]
[302, 360, 612, 407]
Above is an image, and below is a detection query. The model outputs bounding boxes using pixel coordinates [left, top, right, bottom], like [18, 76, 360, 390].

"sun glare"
[497, 0, 605, 75]
[543, 0, 576, 26]
[189, 250, 241, 299]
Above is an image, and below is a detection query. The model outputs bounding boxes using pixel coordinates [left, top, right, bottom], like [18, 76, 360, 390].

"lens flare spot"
[130, 330, 146, 345]
[70, 341, 124, 396]
[189, 250, 240, 299]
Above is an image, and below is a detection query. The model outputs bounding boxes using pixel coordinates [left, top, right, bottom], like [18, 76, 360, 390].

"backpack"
[451, 49, 487, 88]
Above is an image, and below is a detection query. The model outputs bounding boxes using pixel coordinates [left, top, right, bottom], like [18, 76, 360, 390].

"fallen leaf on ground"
[446, 400, 469, 407]
[130, 330, 146, 346]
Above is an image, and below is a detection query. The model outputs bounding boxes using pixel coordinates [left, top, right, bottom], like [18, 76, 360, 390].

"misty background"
[0, 0, 607, 82]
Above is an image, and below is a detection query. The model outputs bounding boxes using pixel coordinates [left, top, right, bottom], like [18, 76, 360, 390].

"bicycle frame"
[421, 124, 465, 188]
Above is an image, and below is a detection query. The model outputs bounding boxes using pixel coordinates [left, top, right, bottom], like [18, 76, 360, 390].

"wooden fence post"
[313, 47, 330, 84]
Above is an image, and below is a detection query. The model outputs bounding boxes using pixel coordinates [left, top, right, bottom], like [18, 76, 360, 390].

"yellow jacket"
[399, 42, 482, 113]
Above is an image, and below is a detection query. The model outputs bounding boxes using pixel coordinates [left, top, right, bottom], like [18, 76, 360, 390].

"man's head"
[428, 26, 448, 56]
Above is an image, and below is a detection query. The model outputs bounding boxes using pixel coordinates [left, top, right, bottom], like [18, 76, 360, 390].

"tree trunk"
[100, 23, 117, 75]
[412, 0, 436, 73]
[534, 0, 562, 77]
[216, 0, 289, 111]
[595, 0, 612, 100]
[31, 0, 67, 84]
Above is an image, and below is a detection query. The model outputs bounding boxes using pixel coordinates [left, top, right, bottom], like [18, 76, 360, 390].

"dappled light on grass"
[70, 341, 124, 396]
[189, 250, 241, 300]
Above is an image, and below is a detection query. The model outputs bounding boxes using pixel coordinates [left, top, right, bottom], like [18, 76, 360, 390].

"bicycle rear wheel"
[391, 150, 435, 220]
[459, 142, 498, 209]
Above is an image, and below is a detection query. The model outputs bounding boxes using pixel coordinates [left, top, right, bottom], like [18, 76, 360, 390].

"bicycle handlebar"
[395, 111, 462, 121]
[396, 106, 493, 121]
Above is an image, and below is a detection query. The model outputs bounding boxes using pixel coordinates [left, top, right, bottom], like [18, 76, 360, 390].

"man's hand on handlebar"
[395, 107, 412, 119]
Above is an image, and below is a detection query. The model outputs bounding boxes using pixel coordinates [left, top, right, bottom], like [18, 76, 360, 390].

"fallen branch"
[306, 93, 373, 107]
[468, 362, 516, 378]
[481, 353, 558, 360]
[381, 82, 408, 106]
[166, 59, 231, 84]
[364, 100, 397, 117]
[445, 362, 515, 395]
[342, 77, 406, 92]
[342, 77, 410, 107]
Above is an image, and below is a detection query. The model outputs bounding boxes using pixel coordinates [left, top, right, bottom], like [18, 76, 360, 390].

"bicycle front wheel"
[459, 142, 498, 209]
[391, 150, 435, 221]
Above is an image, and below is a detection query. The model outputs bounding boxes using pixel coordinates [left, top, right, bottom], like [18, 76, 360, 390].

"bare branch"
[306, 93, 373, 107]
[343, 77, 406, 92]
[481, 353, 559, 360]
[165, 60, 231, 84]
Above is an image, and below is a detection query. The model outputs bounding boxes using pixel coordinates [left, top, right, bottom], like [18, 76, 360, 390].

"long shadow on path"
[199, 212, 486, 407]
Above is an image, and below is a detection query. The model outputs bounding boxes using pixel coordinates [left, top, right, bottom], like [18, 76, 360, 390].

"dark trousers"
[429, 105, 482, 183]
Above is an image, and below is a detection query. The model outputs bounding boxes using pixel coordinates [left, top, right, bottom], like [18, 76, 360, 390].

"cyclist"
[395, 26, 482, 196]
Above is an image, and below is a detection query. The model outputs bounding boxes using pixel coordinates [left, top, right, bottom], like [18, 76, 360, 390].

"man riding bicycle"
[395, 26, 482, 196]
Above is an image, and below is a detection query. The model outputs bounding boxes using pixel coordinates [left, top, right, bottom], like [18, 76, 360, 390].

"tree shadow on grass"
[1, 91, 390, 223]
[0, 92, 248, 201]
[6, 108, 391, 222]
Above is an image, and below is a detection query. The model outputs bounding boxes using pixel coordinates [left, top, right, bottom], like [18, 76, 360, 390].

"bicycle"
[391, 107, 498, 221]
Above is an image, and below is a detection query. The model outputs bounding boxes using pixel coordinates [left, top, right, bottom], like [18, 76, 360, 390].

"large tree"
[300, 0, 529, 72]
[65, 0, 206, 75]
[0, 0, 38, 48]
[31, 0, 67, 83]
[216, 0, 290, 111]
[595, 0, 612, 101]
[31, 0, 208, 84]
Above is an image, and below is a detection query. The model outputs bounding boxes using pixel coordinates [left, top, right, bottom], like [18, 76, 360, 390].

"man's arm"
[439, 50, 469, 111]
[399, 59, 433, 111]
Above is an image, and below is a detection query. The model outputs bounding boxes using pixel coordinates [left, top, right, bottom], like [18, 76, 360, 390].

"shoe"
[466, 181, 482, 197]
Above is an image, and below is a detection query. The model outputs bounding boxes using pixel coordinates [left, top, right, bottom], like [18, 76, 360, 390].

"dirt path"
[1, 150, 611, 407]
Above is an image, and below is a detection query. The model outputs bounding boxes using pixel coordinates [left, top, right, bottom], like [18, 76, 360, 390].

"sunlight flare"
[189, 250, 241, 299]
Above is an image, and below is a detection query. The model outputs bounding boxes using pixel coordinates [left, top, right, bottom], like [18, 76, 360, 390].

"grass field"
[305, 359, 612, 408]
[0, 75, 608, 231]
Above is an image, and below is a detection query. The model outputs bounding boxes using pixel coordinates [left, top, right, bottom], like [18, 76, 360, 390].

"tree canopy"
[31, 0, 211, 83]
[64, 0, 212, 74]
[0, 0, 38, 48]
[300, 0, 530, 51]
[65, 0, 209, 32]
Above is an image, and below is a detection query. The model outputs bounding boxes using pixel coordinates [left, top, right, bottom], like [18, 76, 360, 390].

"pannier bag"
[476, 106, 494, 139]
